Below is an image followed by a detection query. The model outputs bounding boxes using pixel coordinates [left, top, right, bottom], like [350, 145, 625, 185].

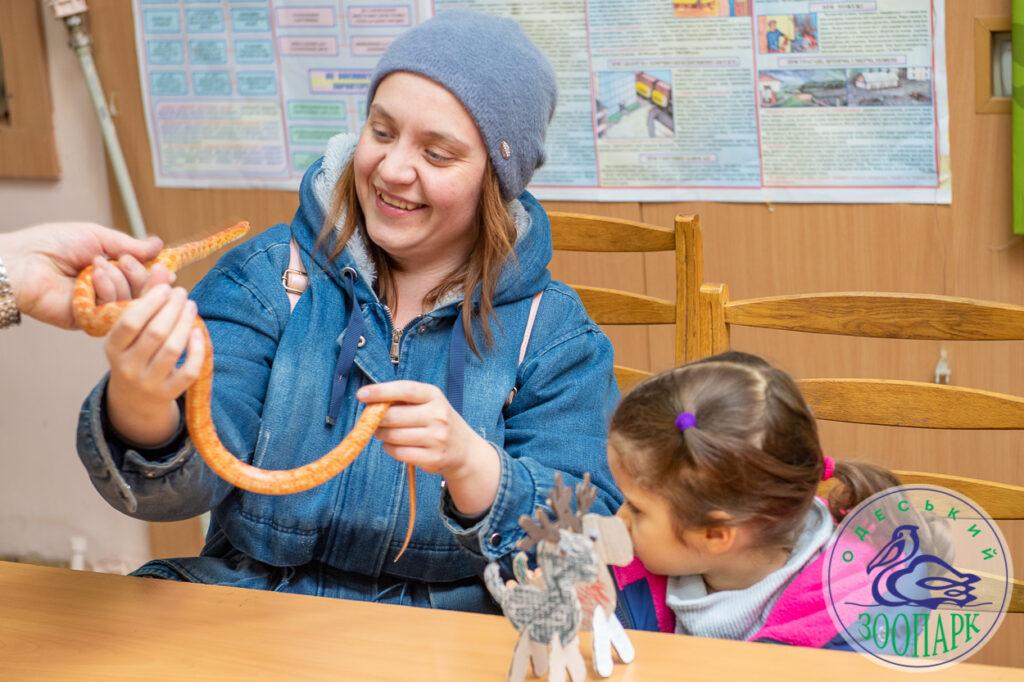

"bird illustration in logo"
[855, 524, 987, 609]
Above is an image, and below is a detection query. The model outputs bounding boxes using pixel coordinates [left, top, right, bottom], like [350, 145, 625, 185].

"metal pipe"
[63, 14, 148, 239]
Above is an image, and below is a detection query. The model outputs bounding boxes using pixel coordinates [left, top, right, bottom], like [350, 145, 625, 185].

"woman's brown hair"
[610, 351, 898, 549]
[317, 156, 516, 356]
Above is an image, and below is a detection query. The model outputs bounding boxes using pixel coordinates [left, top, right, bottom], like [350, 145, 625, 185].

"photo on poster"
[847, 68, 933, 107]
[759, 69, 847, 108]
[595, 70, 674, 139]
[758, 14, 818, 53]
[673, 0, 752, 18]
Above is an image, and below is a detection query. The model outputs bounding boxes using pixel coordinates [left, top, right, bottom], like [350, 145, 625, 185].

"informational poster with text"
[133, 0, 951, 203]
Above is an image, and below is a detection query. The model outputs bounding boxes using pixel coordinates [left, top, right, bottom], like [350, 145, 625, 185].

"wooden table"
[0, 561, 1020, 681]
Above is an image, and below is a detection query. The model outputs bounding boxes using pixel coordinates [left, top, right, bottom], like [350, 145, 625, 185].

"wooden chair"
[547, 212, 703, 391]
[697, 277, 1024, 612]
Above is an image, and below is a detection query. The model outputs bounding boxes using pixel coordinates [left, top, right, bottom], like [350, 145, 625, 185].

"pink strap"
[518, 291, 543, 365]
[284, 239, 308, 312]
[505, 291, 544, 408]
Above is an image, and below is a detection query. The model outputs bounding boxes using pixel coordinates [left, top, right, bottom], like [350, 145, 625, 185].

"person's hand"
[104, 283, 205, 447]
[358, 381, 477, 475]
[357, 380, 501, 516]
[0, 222, 163, 329]
[90, 254, 175, 306]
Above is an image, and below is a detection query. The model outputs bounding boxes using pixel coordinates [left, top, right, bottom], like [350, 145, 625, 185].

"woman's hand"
[105, 283, 205, 447]
[357, 380, 501, 516]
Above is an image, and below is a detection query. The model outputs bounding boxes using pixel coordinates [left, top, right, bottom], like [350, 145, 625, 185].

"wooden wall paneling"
[542, 201, 651, 373]
[0, 0, 59, 178]
[640, 233, 676, 372]
[944, 6, 1022, 667]
[641, 202, 949, 372]
[147, 520, 204, 560]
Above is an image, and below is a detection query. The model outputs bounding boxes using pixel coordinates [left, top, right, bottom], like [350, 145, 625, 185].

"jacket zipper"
[383, 305, 401, 365]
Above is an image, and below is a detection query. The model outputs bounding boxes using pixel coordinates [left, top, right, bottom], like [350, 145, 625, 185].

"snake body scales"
[72, 222, 416, 561]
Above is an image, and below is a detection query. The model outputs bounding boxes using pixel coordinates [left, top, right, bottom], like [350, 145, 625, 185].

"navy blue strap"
[447, 309, 467, 416]
[326, 278, 467, 425]
[326, 270, 367, 427]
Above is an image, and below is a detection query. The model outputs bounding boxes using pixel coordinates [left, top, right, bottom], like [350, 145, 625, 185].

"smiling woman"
[338, 72, 501, 351]
[75, 9, 623, 616]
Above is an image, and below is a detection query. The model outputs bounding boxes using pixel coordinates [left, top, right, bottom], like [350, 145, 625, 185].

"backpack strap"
[505, 290, 544, 407]
[519, 291, 543, 365]
[282, 239, 308, 312]
[280, 247, 542, 407]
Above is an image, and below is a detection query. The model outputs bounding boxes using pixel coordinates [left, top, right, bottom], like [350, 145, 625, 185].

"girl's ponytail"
[825, 461, 953, 569]
[824, 460, 899, 523]
[611, 352, 903, 550]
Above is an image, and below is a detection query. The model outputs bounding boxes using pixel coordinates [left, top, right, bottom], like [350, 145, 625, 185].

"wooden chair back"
[697, 276, 1024, 612]
[697, 284, 1024, 429]
[548, 212, 703, 391]
[820, 471, 1024, 613]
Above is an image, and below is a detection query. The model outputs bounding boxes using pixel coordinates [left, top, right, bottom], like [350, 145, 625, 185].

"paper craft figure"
[580, 507, 635, 675]
[486, 474, 637, 681]
[485, 475, 600, 682]
[515, 475, 635, 678]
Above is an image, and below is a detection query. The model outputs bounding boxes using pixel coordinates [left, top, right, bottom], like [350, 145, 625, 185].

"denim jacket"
[76, 133, 621, 613]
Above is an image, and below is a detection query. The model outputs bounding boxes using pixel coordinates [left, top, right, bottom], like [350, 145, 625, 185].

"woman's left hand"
[357, 380, 500, 516]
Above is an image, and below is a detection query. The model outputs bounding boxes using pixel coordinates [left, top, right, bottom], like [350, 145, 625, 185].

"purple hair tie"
[675, 411, 697, 432]
[821, 455, 836, 481]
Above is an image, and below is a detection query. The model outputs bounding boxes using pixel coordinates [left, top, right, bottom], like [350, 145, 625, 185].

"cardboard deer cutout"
[485, 474, 635, 681]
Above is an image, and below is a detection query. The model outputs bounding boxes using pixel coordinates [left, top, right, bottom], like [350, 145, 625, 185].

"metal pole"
[63, 14, 148, 239]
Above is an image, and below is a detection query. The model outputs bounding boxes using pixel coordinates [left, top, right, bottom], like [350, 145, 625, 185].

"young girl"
[608, 351, 898, 649]
[75, 10, 620, 613]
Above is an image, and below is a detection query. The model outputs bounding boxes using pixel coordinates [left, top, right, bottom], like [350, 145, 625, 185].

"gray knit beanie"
[367, 10, 557, 201]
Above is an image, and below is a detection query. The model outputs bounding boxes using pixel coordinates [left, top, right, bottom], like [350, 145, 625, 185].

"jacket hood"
[291, 133, 552, 314]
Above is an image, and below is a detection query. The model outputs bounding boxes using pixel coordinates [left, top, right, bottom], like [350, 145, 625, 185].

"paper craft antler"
[517, 473, 596, 553]
[518, 506, 563, 549]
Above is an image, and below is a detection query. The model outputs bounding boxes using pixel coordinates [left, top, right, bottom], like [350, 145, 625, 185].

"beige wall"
[0, 2, 149, 571]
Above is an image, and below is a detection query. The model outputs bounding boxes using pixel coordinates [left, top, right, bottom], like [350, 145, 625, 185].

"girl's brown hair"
[610, 351, 898, 550]
[317, 156, 516, 356]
